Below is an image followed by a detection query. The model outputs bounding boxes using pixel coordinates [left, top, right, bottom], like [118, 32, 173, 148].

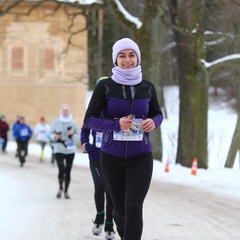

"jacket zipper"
[124, 91, 134, 158]
[104, 131, 111, 142]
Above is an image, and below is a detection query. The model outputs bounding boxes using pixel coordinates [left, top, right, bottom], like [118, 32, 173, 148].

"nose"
[124, 56, 131, 61]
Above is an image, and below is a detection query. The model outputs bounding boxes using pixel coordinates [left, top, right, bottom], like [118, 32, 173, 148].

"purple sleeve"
[80, 125, 91, 145]
[152, 114, 164, 129]
[85, 117, 120, 132]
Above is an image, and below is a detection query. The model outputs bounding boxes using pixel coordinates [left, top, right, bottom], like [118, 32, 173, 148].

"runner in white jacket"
[50, 104, 80, 199]
[34, 117, 50, 162]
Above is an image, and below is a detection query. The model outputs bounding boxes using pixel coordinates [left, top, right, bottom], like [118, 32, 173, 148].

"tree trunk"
[136, 0, 163, 161]
[97, 9, 104, 78]
[225, 84, 240, 168]
[224, 118, 240, 168]
[173, 0, 209, 168]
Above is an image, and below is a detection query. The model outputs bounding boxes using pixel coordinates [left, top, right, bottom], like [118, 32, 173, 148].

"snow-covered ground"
[160, 86, 239, 199]
[162, 86, 239, 168]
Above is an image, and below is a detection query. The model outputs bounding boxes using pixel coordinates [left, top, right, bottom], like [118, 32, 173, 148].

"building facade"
[0, 1, 88, 127]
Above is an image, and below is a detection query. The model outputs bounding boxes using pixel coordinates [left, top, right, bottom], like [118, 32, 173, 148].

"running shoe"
[64, 192, 70, 199]
[56, 189, 62, 199]
[92, 223, 104, 235]
[105, 230, 115, 239]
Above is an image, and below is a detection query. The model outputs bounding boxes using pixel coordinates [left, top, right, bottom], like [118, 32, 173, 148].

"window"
[11, 47, 23, 70]
[43, 48, 55, 70]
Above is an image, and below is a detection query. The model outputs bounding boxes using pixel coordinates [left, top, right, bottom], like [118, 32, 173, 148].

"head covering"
[112, 38, 141, 66]
[40, 117, 45, 122]
[59, 104, 72, 122]
[20, 116, 25, 120]
[60, 104, 71, 112]
[96, 76, 108, 84]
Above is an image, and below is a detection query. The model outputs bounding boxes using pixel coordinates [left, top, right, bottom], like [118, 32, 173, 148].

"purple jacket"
[84, 78, 163, 158]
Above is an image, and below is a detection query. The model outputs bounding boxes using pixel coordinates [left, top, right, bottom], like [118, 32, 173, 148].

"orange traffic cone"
[164, 158, 170, 172]
[191, 158, 198, 175]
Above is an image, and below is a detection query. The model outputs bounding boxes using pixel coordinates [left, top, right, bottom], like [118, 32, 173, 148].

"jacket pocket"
[104, 131, 112, 143]
[143, 134, 148, 144]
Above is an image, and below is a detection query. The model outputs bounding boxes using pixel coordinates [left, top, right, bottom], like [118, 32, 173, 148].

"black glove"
[67, 126, 73, 138]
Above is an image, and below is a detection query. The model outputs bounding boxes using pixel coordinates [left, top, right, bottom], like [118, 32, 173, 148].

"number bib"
[95, 132, 103, 148]
[113, 118, 143, 141]
[20, 129, 28, 136]
[64, 140, 76, 150]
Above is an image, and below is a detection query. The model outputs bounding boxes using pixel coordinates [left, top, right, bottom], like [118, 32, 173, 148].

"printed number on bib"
[95, 132, 103, 148]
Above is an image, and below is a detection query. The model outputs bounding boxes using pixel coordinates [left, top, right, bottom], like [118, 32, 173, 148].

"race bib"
[113, 118, 143, 141]
[20, 129, 28, 136]
[64, 140, 76, 150]
[95, 132, 103, 148]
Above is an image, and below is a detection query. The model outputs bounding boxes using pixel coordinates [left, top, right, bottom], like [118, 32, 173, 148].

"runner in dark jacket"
[81, 124, 115, 239]
[0, 115, 9, 153]
[84, 38, 163, 240]
[13, 116, 33, 167]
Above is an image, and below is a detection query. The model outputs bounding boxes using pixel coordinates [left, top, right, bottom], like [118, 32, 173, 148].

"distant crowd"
[0, 113, 54, 163]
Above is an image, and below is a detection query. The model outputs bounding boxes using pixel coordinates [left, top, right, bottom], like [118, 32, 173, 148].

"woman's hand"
[81, 143, 87, 152]
[55, 133, 61, 140]
[67, 129, 73, 135]
[140, 118, 155, 132]
[119, 116, 134, 130]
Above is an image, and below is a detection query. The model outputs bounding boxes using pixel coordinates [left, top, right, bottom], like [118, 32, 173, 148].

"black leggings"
[38, 141, 46, 150]
[101, 151, 153, 240]
[55, 153, 74, 193]
[17, 140, 28, 163]
[1, 137, 7, 151]
[89, 159, 113, 223]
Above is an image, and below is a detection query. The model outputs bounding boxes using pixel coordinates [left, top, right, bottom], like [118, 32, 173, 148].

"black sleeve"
[84, 80, 106, 123]
[148, 82, 163, 118]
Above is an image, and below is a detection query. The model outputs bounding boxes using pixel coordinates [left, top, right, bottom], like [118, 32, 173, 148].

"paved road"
[0, 152, 239, 240]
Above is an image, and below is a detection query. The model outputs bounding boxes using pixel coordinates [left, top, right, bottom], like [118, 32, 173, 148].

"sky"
[5, 86, 240, 201]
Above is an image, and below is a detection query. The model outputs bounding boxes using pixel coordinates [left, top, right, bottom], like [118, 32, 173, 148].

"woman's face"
[62, 109, 69, 116]
[116, 49, 138, 69]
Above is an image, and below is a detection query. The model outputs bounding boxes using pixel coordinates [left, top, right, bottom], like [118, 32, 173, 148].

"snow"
[58, 0, 143, 29]
[201, 54, 240, 68]
[162, 86, 239, 170]
[159, 86, 239, 198]
[113, 0, 142, 29]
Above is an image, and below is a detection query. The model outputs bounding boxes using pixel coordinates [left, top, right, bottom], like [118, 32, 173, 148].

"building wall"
[0, 1, 88, 127]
